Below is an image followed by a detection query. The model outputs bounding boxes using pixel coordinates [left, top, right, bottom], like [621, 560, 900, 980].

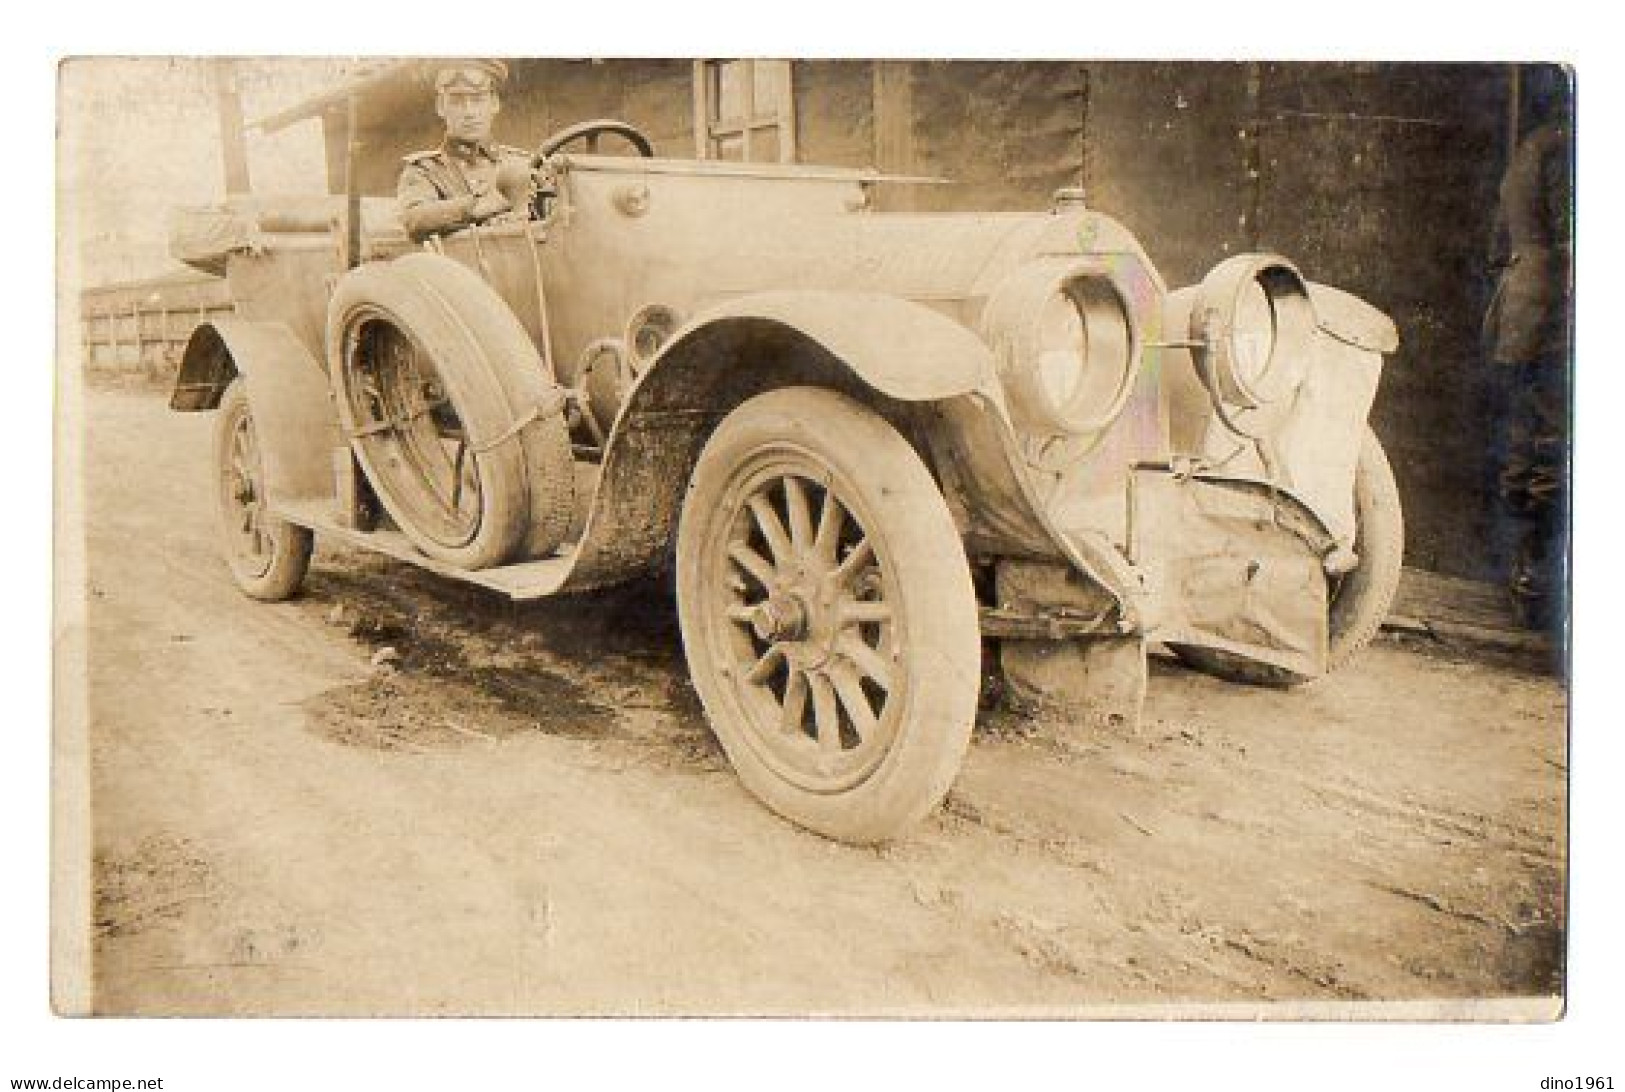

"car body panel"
[1129, 468, 1332, 677]
[175, 318, 340, 510]
[1161, 283, 1388, 551]
[169, 149, 1396, 675]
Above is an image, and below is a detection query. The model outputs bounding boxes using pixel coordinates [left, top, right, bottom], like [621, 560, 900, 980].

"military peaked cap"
[433, 60, 508, 92]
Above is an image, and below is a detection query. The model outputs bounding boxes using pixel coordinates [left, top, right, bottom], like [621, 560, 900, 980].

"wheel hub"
[711, 466, 911, 791]
[748, 595, 809, 643]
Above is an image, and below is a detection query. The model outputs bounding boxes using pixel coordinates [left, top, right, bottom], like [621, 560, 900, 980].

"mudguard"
[1309, 283, 1400, 353]
[565, 289, 1146, 620]
[171, 319, 340, 509]
[675, 290, 1001, 402]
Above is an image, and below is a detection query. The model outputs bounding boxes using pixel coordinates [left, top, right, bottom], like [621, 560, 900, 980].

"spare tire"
[327, 254, 576, 569]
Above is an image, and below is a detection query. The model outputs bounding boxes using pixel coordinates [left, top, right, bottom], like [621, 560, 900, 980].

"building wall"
[1253, 64, 1514, 580]
[1082, 62, 1254, 285]
[333, 60, 1545, 582]
[906, 61, 1087, 213]
[614, 59, 697, 154]
[792, 61, 874, 169]
[1070, 62, 1519, 579]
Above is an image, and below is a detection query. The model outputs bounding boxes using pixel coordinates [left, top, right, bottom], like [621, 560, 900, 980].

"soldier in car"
[397, 60, 538, 242]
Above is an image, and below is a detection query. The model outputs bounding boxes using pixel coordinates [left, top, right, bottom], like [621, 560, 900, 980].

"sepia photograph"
[52, 53, 1572, 1025]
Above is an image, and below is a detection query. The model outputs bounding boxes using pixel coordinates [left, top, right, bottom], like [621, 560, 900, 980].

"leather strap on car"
[469, 386, 571, 455]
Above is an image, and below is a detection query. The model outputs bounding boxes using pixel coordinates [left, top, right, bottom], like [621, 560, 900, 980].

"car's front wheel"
[676, 387, 981, 843]
[214, 378, 313, 601]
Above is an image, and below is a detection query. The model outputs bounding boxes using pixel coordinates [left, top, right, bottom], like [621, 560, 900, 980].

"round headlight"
[1190, 254, 1315, 409]
[988, 268, 1138, 437]
[1036, 292, 1087, 408]
[1231, 275, 1277, 389]
[626, 303, 680, 371]
[1066, 279, 1136, 428]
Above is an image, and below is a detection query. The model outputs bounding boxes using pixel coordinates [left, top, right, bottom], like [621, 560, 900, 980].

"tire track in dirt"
[1181, 746, 1563, 863]
[295, 556, 728, 774]
[83, 387, 1569, 1011]
[934, 777, 1374, 1000]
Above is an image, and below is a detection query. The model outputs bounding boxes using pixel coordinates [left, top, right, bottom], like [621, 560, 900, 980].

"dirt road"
[76, 386, 1567, 1016]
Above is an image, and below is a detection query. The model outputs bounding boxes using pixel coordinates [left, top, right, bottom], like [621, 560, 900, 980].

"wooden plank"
[872, 61, 915, 211]
[782, 61, 799, 163]
[1386, 613, 1552, 654]
[691, 61, 709, 160]
[343, 94, 363, 271]
[1392, 566, 1521, 632]
[212, 59, 252, 194]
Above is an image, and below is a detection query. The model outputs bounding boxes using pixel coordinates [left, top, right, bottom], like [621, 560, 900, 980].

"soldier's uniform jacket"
[397, 137, 533, 242]
[1486, 121, 1573, 366]
[1483, 119, 1572, 615]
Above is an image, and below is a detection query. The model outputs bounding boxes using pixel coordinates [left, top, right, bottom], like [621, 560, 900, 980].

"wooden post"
[343, 94, 362, 270]
[131, 300, 143, 369]
[321, 106, 349, 196]
[212, 59, 252, 195]
[781, 62, 798, 164]
[872, 61, 916, 211]
[691, 61, 709, 160]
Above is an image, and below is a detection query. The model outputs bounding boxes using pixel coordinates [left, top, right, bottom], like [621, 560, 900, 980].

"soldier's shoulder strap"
[400, 150, 473, 200]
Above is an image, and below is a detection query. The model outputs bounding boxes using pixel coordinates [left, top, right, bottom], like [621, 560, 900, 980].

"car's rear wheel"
[1172, 426, 1404, 686]
[676, 388, 981, 844]
[214, 378, 313, 601]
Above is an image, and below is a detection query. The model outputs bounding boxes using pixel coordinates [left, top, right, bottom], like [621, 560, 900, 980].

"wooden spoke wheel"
[214, 378, 312, 601]
[677, 388, 980, 843]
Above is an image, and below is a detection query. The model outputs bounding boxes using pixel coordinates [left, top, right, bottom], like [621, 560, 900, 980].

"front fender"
[170, 321, 240, 412]
[565, 289, 1146, 622]
[170, 318, 340, 508]
[675, 289, 1004, 402]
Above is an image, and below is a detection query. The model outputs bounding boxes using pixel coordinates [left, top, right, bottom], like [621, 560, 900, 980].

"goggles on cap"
[434, 61, 505, 92]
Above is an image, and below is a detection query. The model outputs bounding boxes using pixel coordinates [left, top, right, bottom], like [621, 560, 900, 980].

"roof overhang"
[251, 59, 437, 134]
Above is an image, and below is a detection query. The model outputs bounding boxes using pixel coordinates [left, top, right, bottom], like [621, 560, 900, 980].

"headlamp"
[986, 264, 1137, 437]
[1190, 253, 1315, 410]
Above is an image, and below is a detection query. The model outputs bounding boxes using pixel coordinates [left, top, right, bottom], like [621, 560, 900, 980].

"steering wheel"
[534, 119, 655, 163]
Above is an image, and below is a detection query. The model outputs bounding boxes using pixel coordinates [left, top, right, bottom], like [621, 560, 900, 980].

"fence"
[80, 274, 234, 375]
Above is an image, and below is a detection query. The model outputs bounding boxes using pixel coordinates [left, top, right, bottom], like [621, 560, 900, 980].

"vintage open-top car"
[170, 111, 1403, 843]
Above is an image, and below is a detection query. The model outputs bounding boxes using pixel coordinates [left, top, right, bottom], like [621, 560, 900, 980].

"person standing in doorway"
[1485, 75, 1573, 637]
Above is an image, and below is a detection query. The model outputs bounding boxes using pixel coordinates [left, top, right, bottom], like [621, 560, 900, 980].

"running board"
[275, 499, 576, 600]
